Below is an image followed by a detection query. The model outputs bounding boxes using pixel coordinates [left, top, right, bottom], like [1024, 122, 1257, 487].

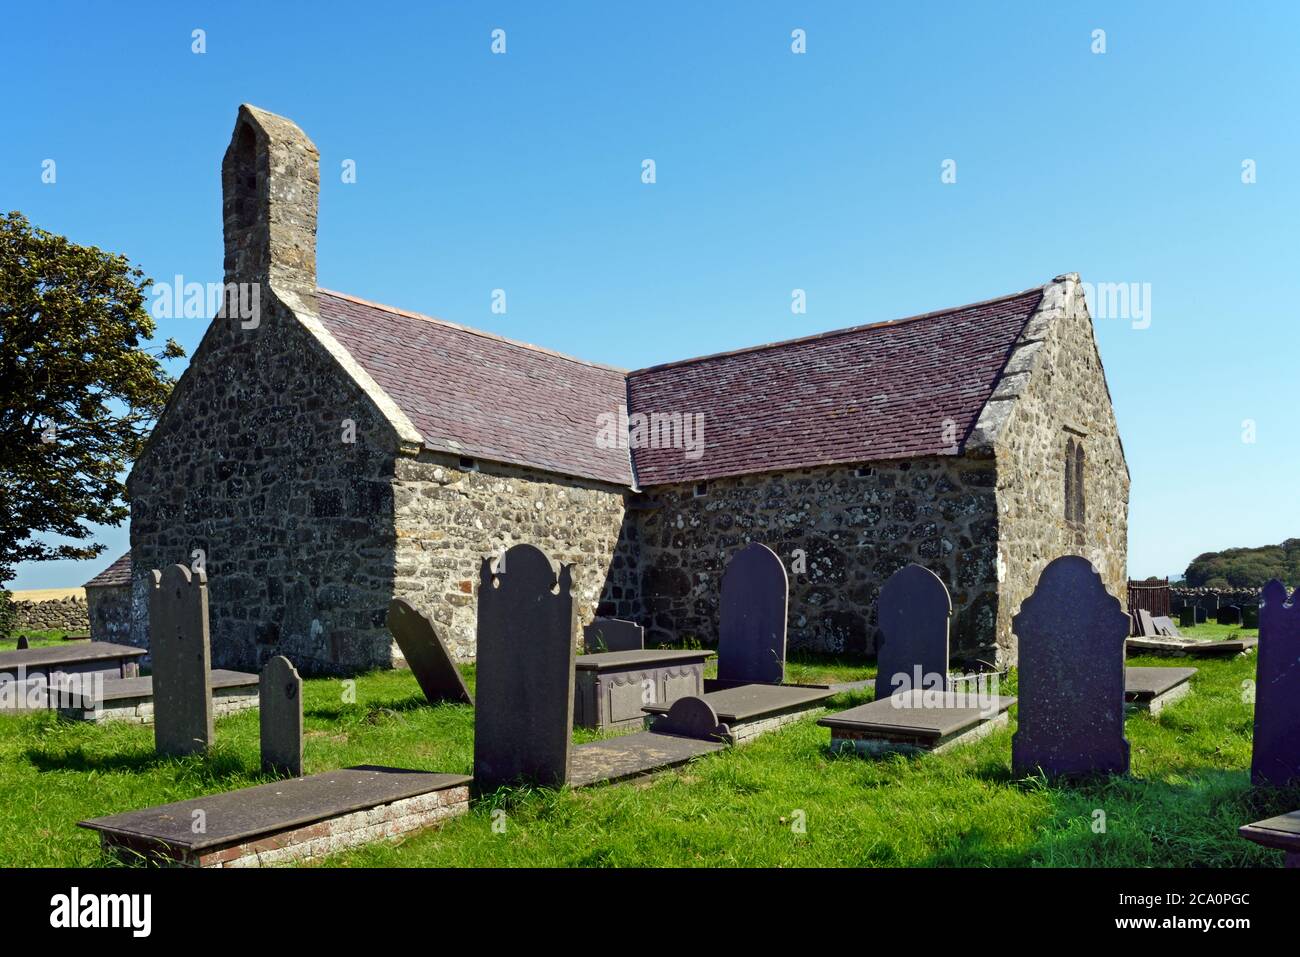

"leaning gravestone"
[473, 544, 577, 791]
[1135, 609, 1160, 637]
[260, 656, 303, 777]
[1180, 606, 1196, 629]
[150, 564, 214, 757]
[386, 599, 473, 705]
[583, 618, 644, 653]
[717, 543, 788, 686]
[1250, 580, 1300, 787]
[1012, 556, 1130, 777]
[874, 564, 951, 698]
[1218, 605, 1243, 626]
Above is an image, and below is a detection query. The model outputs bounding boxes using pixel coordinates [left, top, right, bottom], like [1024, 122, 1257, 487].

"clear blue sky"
[6, 1, 1298, 589]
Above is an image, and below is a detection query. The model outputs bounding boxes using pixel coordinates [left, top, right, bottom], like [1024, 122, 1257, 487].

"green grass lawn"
[0, 628, 84, 650]
[1, 629, 1296, 867]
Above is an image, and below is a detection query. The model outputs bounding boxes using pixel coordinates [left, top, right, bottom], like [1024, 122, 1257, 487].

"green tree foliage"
[0, 211, 183, 587]
[1185, 539, 1300, 588]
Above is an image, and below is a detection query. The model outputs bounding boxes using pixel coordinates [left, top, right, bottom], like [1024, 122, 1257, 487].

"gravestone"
[473, 544, 576, 791]
[582, 618, 644, 653]
[260, 656, 303, 777]
[1151, 615, 1180, 638]
[1194, 606, 1207, 624]
[1199, 594, 1220, 612]
[1243, 604, 1260, 629]
[386, 599, 473, 705]
[150, 565, 213, 757]
[15, 636, 28, 651]
[650, 697, 729, 741]
[1012, 556, 1130, 777]
[717, 542, 788, 686]
[874, 564, 951, 698]
[1180, 606, 1196, 628]
[1250, 580, 1300, 787]
[1218, 605, 1243, 626]
[1136, 609, 1160, 637]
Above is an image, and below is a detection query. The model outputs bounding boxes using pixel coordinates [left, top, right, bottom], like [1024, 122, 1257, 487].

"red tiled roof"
[317, 291, 633, 486]
[625, 288, 1044, 485]
[84, 551, 132, 588]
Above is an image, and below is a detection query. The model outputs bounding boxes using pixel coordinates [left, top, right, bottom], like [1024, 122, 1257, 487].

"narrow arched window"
[1072, 442, 1086, 525]
[1064, 438, 1078, 524]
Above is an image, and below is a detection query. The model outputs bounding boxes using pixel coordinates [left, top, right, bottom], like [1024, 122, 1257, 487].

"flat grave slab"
[0, 641, 145, 680]
[819, 690, 1017, 755]
[79, 765, 471, 867]
[1124, 666, 1196, 715]
[574, 648, 715, 731]
[55, 670, 259, 724]
[644, 683, 834, 744]
[1238, 810, 1300, 867]
[1126, 635, 1257, 658]
[569, 732, 725, 787]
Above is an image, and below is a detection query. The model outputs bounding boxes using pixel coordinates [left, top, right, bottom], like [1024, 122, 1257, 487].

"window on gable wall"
[1065, 437, 1085, 525]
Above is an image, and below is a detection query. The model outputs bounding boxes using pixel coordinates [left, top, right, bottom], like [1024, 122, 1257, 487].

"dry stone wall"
[11, 595, 89, 633]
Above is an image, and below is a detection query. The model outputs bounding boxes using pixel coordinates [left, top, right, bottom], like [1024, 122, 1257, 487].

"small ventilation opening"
[693, 482, 709, 498]
[459, 456, 478, 471]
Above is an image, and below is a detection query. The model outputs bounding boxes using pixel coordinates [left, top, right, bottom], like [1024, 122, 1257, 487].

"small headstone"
[1217, 605, 1243, 626]
[473, 544, 576, 791]
[717, 542, 788, 686]
[1151, 615, 1181, 638]
[583, 618, 644, 653]
[260, 656, 303, 777]
[1179, 606, 1196, 628]
[650, 697, 729, 741]
[1194, 606, 1207, 624]
[1012, 556, 1130, 778]
[1250, 580, 1300, 787]
[874, 563, 951, 698]
[1243, 604, 1260, 629]
[15, 636, 28, 650]
[386, 599, 473, 705]
[150, 565, 214, 757]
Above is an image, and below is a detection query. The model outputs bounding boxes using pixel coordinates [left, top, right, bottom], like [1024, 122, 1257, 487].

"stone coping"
[575, 648, 714, 672]
[819, 690, 1017, 740]
[78, 765, 472, 852]
[569, 732, 725, 787]
[1123, 666, 1196, 702]
[56, 669, 258, 706]
[644, 683, 835, 723]
[0, 641, 146, 671]
[1239, 810, 1300, 853]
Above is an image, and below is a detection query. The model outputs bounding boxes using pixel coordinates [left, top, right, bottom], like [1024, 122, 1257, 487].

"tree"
[0, 211, 183, 586]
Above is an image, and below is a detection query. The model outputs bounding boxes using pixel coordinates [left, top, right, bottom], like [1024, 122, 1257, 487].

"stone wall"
[86, 585, 131, 643]
[630, 456, 1001, 661]
[10, 596, 89, 634]
[391, 452, 631, 661]
[1170, 587, 1261, 610]
[985, 276, 1130, 664]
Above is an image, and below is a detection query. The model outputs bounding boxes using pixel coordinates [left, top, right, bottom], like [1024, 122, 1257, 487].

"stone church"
[123, 104, 1129, 675]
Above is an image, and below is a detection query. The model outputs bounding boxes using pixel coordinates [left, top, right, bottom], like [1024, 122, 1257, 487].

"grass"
[1, 627, 1295, 867]
[0, 628, 84, 650]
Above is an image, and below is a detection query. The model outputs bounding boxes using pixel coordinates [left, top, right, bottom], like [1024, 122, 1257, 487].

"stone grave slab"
[582, 618, 645, 653]
[573, 648, 713, 731]
[1238, 810, 1300, 867]
[79, 766, 471, 867]
[260, 656, 303, 777]
[717, 542, 788, 686]
[0, 640, 145, 682]
[1179, 607, 1196, 629]
[150, 565, 214, 756]
[386, 599, 473, 706]
[1124, 666, 1196, 715]
[1012, 556, 1130, 778]
[1134, 609, 1160, 637]
[874, 563, 951, 698]
[1243, 605, 1260, 629]
[569, 733, 725, 788]
[55, 670, 258, 724]
[1151, 615, 1181, 638]
[473, 544, 576, 791]
[644, 683, 834, 744]
[1126, 634, 1257, 658]
[1251, 580, 1300, 787]
[820, 689, 1017, 755]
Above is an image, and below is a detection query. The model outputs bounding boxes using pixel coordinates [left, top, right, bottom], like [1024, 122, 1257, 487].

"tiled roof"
[314, 285, 1044, 489]
[84, 551, 132, 588]
[317, 291, 633, 486]
[625, 288, 1044, 485]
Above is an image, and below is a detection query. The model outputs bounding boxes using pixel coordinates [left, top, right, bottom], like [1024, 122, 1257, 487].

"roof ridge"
[317, 288, 628, 375]
[627, 284, 1045, 378]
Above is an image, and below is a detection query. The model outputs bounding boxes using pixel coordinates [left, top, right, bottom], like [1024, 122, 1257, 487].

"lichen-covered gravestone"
[260, 655, 303, 777]
[386, 599, 473, 705]
[473, 544, 576, 791]
[1012, 556, 1130, 777]
[717, 542, 788, 686]
[874, 563, 951, 698]
[150, 564, 213, 757]
[1250, 580, 1300, 787]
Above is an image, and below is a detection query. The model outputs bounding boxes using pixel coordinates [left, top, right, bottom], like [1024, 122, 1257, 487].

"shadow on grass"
[23, 744, 252, 780]
[305, 693, 468, 722]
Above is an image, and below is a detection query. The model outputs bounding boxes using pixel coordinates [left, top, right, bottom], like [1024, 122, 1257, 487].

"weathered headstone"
[1179, 606, 1196, 629]
[1136, 608, 1160, 637]
[386, 599, 473, 705]
[582, 618, 644, 653]
[1194, 606, 1207, 624]
[1151, 615, 1181, 638]
[1012, 556, 1130, 777]
[874, 563, 951, 698]
[717, 542, 787, 686]
[1218, 605, 1243, 626]
[259, 656, 303, 777]
[1243, 604, 1260, 629]
[1199, 594, 1220, 613]
[150, 564, 213, 757]
[650, 696, 729, 741]
[473, 544, 576, 791]
[15, 636, 28, 651]
[1250, 580, 1300, 787]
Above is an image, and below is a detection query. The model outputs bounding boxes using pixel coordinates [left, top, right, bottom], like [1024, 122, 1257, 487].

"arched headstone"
[875, 564, 951, 698]
[260, 655, 303, 777]
[718, 543, 787, 686]
[150, 564, 213, 757]
[1251, 580, 1300, 786]
[473, 544, 576, 790]
[1012, 556, 1130, 777]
